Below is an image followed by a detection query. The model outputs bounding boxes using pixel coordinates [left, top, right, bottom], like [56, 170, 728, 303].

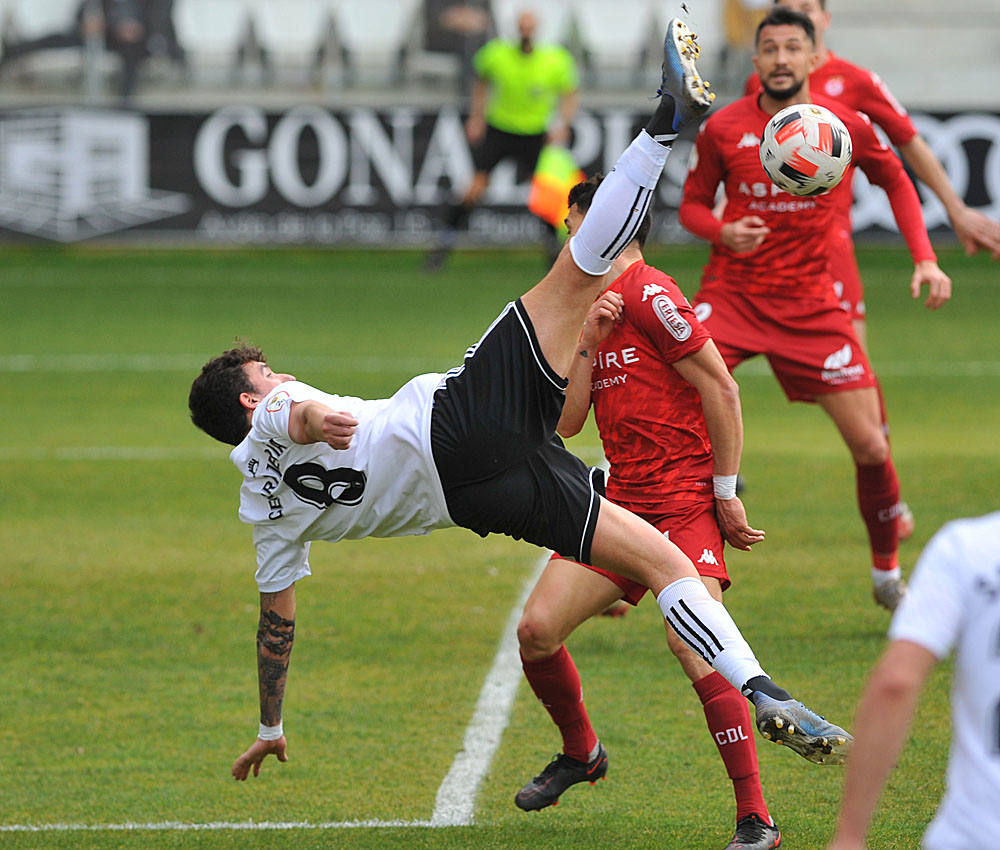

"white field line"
[1, 353, 1000, 377]
[0, 552, 551, 834]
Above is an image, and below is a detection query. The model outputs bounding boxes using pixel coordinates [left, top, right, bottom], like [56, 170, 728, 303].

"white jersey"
[229, 377, 454, 592]
[888, 511, 1000, 850]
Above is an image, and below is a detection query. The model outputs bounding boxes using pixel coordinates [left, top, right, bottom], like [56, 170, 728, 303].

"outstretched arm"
[232, 584, 296, 780]
[900, 134, 1000, 259]
[827, 639, 937, 849]
[672, 341, 764, 551]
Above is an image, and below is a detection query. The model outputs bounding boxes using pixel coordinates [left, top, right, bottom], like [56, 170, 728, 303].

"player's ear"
[239, 391, 260, 411]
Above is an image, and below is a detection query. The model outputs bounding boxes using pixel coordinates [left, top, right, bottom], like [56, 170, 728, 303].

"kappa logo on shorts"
[697, 549, 719, 566]
[823, 343, 853, 370]
[651, 294, 692, 341]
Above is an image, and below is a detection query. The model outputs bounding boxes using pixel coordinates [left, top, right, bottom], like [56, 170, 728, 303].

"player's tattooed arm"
[256, 587, 296, 727]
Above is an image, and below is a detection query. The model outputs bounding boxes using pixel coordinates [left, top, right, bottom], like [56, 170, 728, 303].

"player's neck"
[759, 85, 813, 117]
[814, 42, 830, 68]
[611, 246, 643, 278]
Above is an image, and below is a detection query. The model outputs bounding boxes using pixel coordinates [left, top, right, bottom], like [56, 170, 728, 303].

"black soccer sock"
[644, 93, 679, 145]
[741, 675, 792, 703]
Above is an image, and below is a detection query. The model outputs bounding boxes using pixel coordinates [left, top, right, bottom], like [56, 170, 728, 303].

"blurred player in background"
[679, 8, 951, 611]
[514, 177, 783, 850]
[827, 512, 1000, 850]
[425, 7, 579, 270]
[745, 0, 1000, 542]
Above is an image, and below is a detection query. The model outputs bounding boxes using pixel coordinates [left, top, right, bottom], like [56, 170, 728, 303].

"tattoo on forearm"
[578, 348, 590, 359]
[256, 606, 295, 726]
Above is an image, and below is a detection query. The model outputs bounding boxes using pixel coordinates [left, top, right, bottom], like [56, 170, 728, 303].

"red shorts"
[829, 226, 865, 322]
[693, 285, 877, 402]
[553, 499, 730, 606]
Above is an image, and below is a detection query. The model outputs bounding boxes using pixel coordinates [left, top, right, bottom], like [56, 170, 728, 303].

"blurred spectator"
[718, 0, 770, 90]
[423, 0, 491, 82]
[0, 0, 182, 103]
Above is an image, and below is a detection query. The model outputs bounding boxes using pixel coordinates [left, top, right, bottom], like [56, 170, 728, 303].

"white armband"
[258, 721, 284, 741]
[713, 474, 739, 500]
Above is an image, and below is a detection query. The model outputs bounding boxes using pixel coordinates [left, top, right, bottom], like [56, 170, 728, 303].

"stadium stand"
[0, 0, 995, 109]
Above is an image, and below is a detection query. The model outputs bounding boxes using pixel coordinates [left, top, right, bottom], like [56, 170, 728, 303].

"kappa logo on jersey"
[651, 294, 692, 341]
[265, 390, 291, 412]
[737, 132, 760, 149]
[693, 301, 712, 323]
[823, 343, 853, 370]
[697, 548, 719, 566]
[641, 283, 666, 302]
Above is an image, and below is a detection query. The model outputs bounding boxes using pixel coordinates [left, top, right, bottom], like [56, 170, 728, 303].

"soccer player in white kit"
[189, 19, 851, 785]
[828, 511, 1000, 850]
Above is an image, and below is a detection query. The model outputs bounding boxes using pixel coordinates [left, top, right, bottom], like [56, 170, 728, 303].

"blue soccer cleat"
[752, 693, 853, 765]
[658, 18, 716, 131]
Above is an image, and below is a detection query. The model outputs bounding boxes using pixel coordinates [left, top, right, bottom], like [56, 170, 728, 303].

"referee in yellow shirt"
[426, 8, 579, 270]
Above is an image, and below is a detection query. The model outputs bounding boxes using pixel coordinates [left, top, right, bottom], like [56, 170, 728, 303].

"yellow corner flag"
[529, 146, 585, 235]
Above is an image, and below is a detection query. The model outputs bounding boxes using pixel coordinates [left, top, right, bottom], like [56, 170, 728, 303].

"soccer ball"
[759, 103, 852, 197]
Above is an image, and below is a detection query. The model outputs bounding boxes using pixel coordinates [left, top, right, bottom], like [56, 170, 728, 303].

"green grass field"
[2, 242, 996, 849]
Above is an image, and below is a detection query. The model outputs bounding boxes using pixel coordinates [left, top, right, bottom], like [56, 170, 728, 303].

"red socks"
[856, 458, 901, 567]
[693, 672, 770, 823]
[521, 646, 598, 763]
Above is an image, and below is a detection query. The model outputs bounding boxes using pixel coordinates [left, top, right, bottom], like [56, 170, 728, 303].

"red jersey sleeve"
[744, 70, 762, 97]
[679, 119, 726, 244]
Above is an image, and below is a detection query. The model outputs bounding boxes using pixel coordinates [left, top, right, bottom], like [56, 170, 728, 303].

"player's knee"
[517, 615, 561, 659]
[568, 234, 613, 277]
[850, 431, 890, 466]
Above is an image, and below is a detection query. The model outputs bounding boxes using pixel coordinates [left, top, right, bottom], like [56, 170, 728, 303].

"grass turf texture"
[1, 243, 995, 849]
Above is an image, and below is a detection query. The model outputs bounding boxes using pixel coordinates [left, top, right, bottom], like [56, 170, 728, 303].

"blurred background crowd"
[0, 0, 992, 110]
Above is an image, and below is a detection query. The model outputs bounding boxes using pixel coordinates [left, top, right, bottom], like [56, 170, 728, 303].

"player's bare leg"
[514, 559, 623, 811]
[520, 18, 714, 379]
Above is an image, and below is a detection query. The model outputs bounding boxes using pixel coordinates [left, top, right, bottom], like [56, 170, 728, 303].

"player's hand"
[580, 290, 624, 349]
[715, 496, 765, 551]
[950, 204, 1000, 260]
[911, 260, 951, 310]
[232, 735, 288, 780]
[322, 411, 358, 450]
[719, 216, 770, 254]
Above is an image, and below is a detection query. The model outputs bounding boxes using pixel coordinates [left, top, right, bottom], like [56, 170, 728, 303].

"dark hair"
[756, 6, 816, 45]
[567, 174, 652, 248]
[189, 343, 265, 446]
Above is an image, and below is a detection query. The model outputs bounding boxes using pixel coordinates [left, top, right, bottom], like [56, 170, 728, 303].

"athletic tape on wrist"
[713, 474, 738, 500]
[258, 721, 283, 741]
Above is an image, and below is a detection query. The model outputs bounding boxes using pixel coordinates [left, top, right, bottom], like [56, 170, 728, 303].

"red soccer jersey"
[679, 92, 934, 298]
[590, 260, 714, 512]
[745, 51, 919, 228]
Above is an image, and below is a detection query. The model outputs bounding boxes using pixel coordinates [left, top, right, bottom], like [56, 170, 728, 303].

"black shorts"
[430, 299, 603, 564]
[473, 126, 547, 180]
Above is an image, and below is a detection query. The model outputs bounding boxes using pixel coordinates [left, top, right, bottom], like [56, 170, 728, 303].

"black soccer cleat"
[726, 813, 782, 849]
[514, 743, 608, 811]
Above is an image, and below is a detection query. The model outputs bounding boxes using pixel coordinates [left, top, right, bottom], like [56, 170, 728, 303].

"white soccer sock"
[569, 130, 670, 276]
[656, 577, 767, 691]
